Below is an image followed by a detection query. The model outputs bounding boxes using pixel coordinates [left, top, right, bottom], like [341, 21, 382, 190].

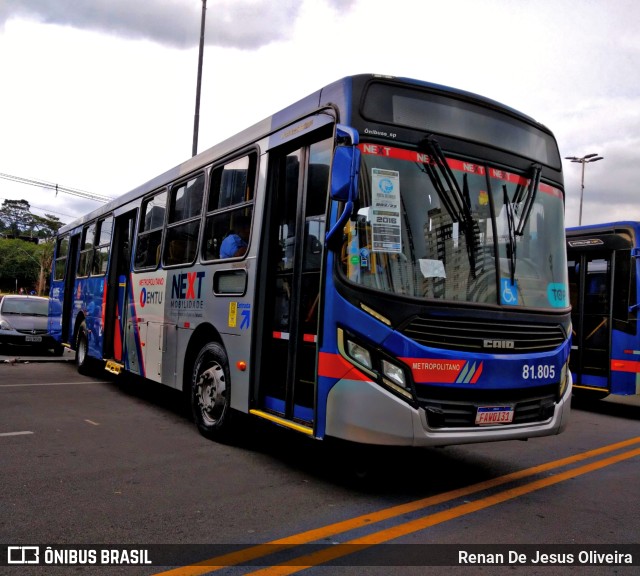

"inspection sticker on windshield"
[475, 405, 514, 425]
[371, 168, 402, 253]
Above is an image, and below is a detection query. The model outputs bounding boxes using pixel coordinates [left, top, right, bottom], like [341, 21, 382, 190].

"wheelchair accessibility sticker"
[500, 278, 519, 306]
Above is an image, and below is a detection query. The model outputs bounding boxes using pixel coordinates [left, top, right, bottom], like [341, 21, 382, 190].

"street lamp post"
[565, 153, 603, 226]
[192, 0, 207, 157]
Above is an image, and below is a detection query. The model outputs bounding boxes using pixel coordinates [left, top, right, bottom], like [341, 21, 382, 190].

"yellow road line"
[249, 446, 640, 575]
[153, 436, 640, 576]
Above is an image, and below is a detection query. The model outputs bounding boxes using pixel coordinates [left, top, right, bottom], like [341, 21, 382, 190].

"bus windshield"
[341, 144, 568, 309]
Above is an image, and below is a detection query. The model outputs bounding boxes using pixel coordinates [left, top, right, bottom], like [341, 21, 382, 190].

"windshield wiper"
[503, 184, 517, 284]
[420, 136, 472, 223]
[514, 163, 541, 236]
[418, 135, 480, 276]
[502, 163, 542, 284]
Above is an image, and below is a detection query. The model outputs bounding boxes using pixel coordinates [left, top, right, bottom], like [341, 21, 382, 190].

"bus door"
[61, 233, 80, 345]
[103, 210, 137, 365]
[256, 136, 332, 428]
[569, 252, 612, 389]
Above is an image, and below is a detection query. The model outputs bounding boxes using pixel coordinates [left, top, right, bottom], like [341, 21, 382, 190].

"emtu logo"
[139, 287, 163, 308]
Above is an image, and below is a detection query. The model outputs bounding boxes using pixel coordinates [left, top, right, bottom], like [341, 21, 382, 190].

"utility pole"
[192, 0, 207, 157]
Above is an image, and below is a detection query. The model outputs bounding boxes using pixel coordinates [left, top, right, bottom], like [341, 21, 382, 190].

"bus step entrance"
[249, 409, 314, 436]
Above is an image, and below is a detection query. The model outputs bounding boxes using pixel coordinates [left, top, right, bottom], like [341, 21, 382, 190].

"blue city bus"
[567, 221, 640, 399]
[49, 74, 571, 446]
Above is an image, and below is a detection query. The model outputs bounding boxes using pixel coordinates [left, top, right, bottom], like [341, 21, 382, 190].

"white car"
[0, 294, 63, 355]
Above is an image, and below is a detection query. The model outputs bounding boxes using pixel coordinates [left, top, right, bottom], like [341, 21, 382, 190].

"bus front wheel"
[191, 342, 232, 441]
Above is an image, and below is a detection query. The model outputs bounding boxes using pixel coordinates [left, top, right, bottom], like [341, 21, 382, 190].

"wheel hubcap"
[196, 362, 226, 425]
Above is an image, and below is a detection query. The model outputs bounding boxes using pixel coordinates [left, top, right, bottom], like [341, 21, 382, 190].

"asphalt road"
[1, 358, 639, 575]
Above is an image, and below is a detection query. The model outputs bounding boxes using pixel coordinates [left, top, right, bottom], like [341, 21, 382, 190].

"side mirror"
[331, 147, 359, 202]
[326, 125, 360, 247]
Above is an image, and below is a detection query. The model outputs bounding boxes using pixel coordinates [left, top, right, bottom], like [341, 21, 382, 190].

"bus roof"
[567, 221, 640, 235]
[58, 73, 552, 235]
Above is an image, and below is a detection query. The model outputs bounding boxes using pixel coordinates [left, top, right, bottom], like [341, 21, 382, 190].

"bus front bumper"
[325, 374, 572, 448]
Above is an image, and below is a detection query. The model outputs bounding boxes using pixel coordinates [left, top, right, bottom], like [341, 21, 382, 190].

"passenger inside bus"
[220, 215, 251, 258]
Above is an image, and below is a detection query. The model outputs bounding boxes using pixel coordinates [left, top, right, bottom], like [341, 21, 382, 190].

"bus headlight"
[559, 359, 569, 398]
[382, 359, 412, 399]
[338, 328, 414, 402]
[346, 340, 373, 370]
[382, 359, 406, 388]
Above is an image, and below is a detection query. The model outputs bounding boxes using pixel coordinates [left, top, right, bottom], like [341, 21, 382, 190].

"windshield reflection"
[339, 145, 568, 310]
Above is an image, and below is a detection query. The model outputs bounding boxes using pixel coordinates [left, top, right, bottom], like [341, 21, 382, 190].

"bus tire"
[191, 342, 232, 441]
[75, 321, 93, 375]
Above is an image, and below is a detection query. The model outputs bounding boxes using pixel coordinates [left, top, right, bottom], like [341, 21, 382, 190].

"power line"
[0, 171, 114, 203]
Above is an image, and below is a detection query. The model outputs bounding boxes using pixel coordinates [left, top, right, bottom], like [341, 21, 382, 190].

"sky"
[0, 0, 638, 229]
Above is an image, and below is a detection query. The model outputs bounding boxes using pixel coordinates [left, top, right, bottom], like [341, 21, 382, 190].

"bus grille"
[415, 384, 558, 428]
[16, 329, 48, 335]
[401, 317, 566, 353]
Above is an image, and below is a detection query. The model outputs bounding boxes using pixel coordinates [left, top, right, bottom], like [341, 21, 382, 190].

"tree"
[0, 200, 66, 294]
[0, 199, 35, 237]
[33, 213, 64, 238]
[0, 238, 40, 293]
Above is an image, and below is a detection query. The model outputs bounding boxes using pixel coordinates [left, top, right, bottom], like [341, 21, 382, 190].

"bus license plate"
[475, 406, 514, 425]
[25, 335, 42, 342]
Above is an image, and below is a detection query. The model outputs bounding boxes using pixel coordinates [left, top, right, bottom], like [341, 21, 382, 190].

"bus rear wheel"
[191, 342, 232, 441]
[75, 321, 94, 375]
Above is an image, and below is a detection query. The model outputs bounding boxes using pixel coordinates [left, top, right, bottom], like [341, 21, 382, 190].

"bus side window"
[54, 235, 70, 281]
[203, 153, 256, 261]
[202, 212, 230, 260]
[613, 249, 634, 330]
[92, 216, 113, 275]
[163, 175, 204, 267]
[78, 222, 97, 277]
[303, 161, 329, 272]
[134, 190, 167, 270]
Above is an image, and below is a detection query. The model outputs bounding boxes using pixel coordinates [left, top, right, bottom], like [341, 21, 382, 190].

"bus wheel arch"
[183, 324, 224, 393]
[185, 326, 233, 441]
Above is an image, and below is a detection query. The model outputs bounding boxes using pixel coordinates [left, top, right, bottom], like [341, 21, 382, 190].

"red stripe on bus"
[359, 144, 560, 198]
[470, 361, 483, 383]
[359, 144, 485, 175]
[611, 359, 640, 373]
[101, 277, 108, 328]
[318, 352, 369, 381]
[400, 357, 466, 383]
[113, 301, 122, 362]
[272, 332, 316, 342]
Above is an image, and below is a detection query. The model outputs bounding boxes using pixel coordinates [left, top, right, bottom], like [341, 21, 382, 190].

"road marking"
[152, 436, 640, 576]
[0, 431, 34, 437]
[85, 419, 100, 426]
[247, 447, 640, 575]
[0, 381, 109, 388]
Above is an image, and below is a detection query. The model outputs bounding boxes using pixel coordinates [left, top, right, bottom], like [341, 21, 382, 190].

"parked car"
[0, 294, 64, 356]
